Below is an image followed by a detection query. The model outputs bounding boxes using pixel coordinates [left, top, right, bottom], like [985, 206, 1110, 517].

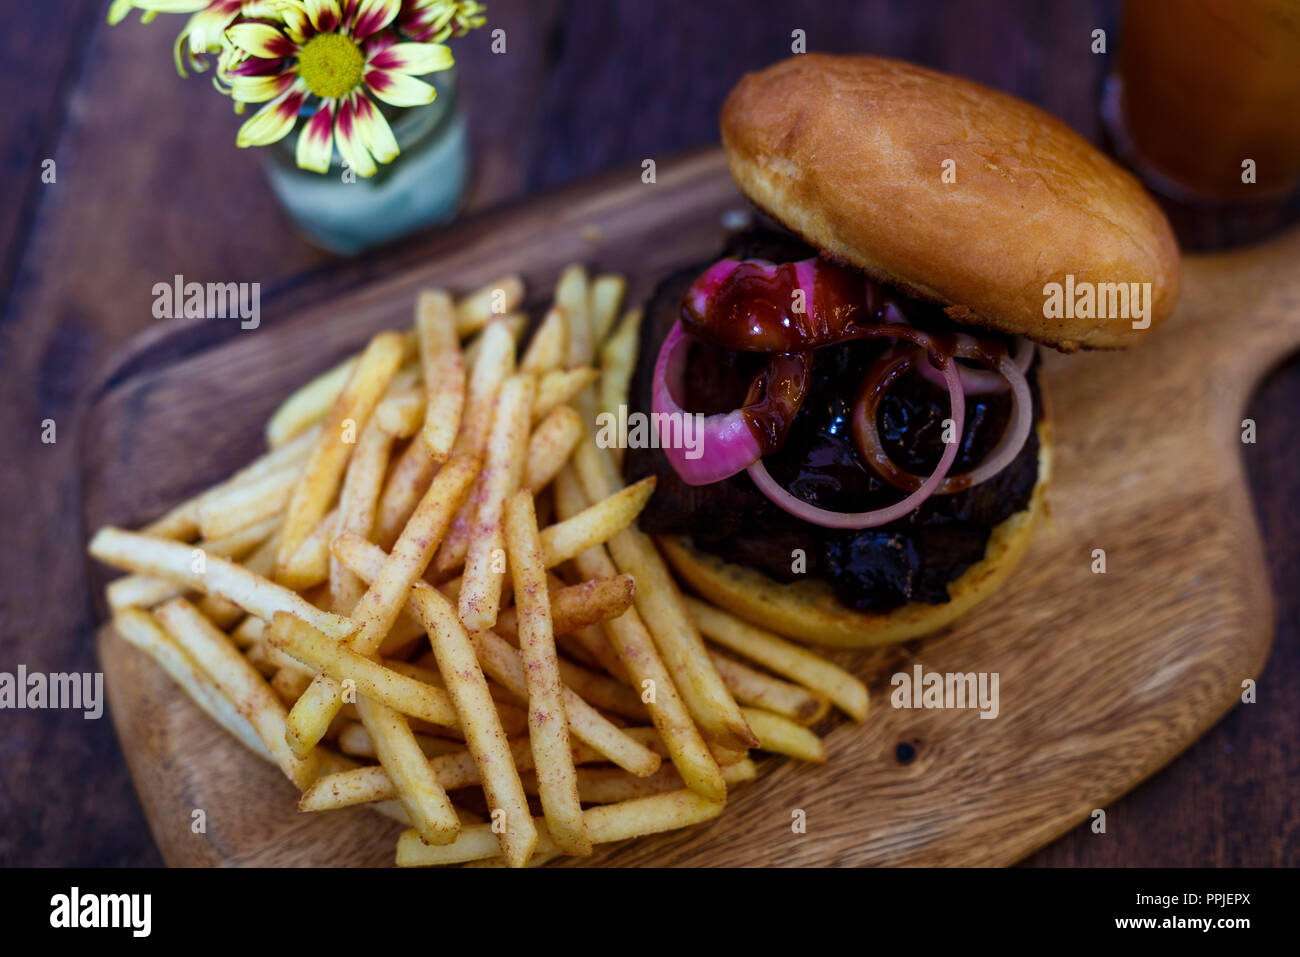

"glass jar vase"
[261, 67, 470, 255]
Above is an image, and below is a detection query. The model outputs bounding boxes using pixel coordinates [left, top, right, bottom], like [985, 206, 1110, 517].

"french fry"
[708, 651, 830, 725]
[524, 406, 583, 493]
[335, 721, 465, 760]
[519, 306, 567, 374]
[275, 331, 406, 579]
[573, 438, 756, 751]
[458, 374, 535, 631]
[154, 599, 319, 789]
[740, 707, 826, 763]
[463, 312, 526, 368]
[557, 265, 593, 368]
[599, 309, 642, 417]
[284, 455, 479, 756]
[196, 467, 298, 540]
[330, 420, 394, 614]
[88, 528, 358, 640]
[421, 320, 515, 562]
[454, 275, 524, 338]
[142, 427, 320, 540]
[114, 608, 274, 763]
[537, 476, 655, 568]
[532, 368, 598, 423]
[375, 385, 426, 438]
[684, 597, 868, 722]
[373, 438, 440, 550]
[494, 573, 636, 641]
[553, 466, 726, 802]
[561, 623, 631, 683]
[106, 516, 279, 612]
[502, 490, 589, 855]
[265, 357, 358, 449]
[589, 273, 626, 345]
[555, 656, 647, 721]
[403, 581, 537, 868]
[525, 755, 756, 806]
[275, 508, 337, 590]
[356, 694, 461, 845]
[269, 613, 460, 727]
[467, 626, 659, 778]
[396, 790, 725, 867]
[417, 289, 465, 461]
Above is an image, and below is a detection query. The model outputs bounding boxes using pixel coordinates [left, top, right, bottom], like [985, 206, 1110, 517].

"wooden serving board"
[81, 150, 1300, 867]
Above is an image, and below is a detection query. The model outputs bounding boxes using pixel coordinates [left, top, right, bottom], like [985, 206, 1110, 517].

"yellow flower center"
[297, 33, 364, 100]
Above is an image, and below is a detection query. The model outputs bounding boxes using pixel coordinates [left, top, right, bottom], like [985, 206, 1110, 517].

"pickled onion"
[746, 336, 966, 529]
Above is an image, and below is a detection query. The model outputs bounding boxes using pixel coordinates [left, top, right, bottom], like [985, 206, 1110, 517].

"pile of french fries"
[88, 265, 869, 867]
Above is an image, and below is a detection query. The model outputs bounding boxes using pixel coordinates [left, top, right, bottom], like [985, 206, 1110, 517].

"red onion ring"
[853, 335, 1034, 494]
[746, 334, 966, 529]
[651, 321, 763, 485]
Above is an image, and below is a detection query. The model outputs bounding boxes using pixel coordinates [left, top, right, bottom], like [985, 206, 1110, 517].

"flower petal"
[334, 95, 377, 178]
[226, 22, 298, 59]
[236, 83, 307, 147]
[364, 68, 436, 107]
[350, 0, 401, 40]
[229, 70, 296, 103]
[366, 42, 452, 76]
[296, 100, 336, 174]
[303, 0, 342, 33]
[353, 92, 398, 164]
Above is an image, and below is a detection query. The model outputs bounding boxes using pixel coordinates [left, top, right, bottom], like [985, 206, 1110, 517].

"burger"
[623, 54, 1179, 647]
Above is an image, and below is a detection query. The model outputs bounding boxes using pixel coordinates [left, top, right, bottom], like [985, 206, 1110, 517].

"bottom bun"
[659, 426, 1052, 648]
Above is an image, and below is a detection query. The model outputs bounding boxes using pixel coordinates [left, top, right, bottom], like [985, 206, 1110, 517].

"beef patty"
[623, 230, 1042, 613]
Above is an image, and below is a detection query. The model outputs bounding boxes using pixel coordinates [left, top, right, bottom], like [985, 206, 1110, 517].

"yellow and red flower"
[224, 0, 455, 176]
[108, 0, 283, 76]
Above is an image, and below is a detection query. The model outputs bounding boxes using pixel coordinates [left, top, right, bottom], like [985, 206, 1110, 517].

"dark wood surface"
[1, 0, 1295, 867]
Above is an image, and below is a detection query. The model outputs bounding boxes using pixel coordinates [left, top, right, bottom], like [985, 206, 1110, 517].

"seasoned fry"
[557, 264, 593, 368]
[503, 490, 589, 855]
[740, 707, 826, 763]
[356, 694, 461, 845]
[375, 385, 426, 438]
[598, 309, 642, 418]
[265, 357, 358, 449]
[589, 273, 626, 345]
[276, 508, 338, 590]
[467, 626, 659, 778]
[708, 651, 830, 725]
[106, 516, 279, 612]
[519, 306, 567, 374]
[684, 597, 868, 721]
[573, 438, 755, 751]
[269, 613, 460, 727]
[196, 466, 297, 540]
[494, 573, 636, 641]
[284, 455, 478, 756]
[89, 528, 357, 640]
[404, 582, 537, 868]
[114, 608, 274, 762]
[556, 656, 648, 721]
[454, 275, 524, 338]
[417, 289, 465, 460]
[537, 476, 655, 568]
[553, 466, 726, 802]
[425, 320, 517, 564]
[458, 374, 535, 631]
[523, 405, 583, 492]
[154, 599, 318, 788]
[275, 331, 406, 579]
[532, 368, 598, 423]
[330, 420, 394, 614]
[396, 790, 725, 866]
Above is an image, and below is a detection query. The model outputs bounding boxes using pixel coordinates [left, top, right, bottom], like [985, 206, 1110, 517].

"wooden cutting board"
[81, 150, 1300, 867]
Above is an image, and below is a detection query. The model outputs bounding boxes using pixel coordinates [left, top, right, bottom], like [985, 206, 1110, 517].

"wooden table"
[1, 0, 1294, 867]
